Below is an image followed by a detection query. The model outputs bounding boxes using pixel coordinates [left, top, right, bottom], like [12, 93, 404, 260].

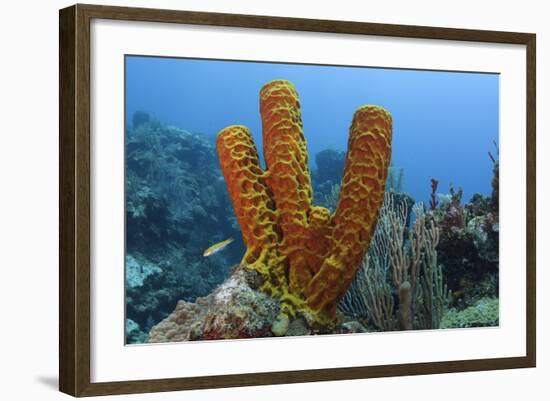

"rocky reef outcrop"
[148, 266, 280, 342]
[428, 167, 499, 308]
[148, 265, 368, 342]
[335, 158, 499, 330]
[125, 113, 244, 342]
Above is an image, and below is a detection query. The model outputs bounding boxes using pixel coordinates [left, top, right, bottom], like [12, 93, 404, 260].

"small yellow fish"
[203, 238, 234, 257]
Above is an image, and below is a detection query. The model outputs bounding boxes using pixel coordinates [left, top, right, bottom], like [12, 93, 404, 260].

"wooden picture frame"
[59, 3, 536, 397]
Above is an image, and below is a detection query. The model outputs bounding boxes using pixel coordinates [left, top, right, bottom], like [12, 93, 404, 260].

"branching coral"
[216, 79, 392, 328]
[412, 204, 451, 329]
[339, 193, 396, 331]
[383, 200, 451, 330]
[339, 193, 451, 331]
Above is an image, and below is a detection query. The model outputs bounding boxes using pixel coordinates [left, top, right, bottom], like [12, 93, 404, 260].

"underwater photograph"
[124, 55, 499, 344]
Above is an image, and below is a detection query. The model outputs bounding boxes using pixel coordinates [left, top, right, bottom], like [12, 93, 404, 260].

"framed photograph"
[59, 4, 536, 397]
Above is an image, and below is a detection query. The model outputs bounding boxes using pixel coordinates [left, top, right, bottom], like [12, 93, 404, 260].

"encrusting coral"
[216, 80, 392, 329]
[148, 266, 280, 342]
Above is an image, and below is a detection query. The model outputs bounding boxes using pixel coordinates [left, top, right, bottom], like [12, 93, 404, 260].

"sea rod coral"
[216, 79, 392, 329]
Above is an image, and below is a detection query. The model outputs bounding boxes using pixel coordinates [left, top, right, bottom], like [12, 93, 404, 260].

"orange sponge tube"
[216, 80, 392, 326]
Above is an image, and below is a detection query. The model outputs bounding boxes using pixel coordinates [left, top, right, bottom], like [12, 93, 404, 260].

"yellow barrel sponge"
[216, 80, 392, 327]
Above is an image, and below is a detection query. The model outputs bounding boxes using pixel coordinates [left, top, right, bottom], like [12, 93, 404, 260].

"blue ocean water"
[125, 55, 499, 203]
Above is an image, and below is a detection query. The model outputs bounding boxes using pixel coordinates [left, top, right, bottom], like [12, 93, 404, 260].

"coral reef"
[339, 193, 451, 331]
[429, 177, 499, 308]
[124, 113, 244, 342]
[126, 116, 239, 259]
[126, 102, 499, 342]
[148, 264, 375, 341]
[338, 166, 500, 331]
[126, 255, 161, 288]
[126, 319, 148, 344]
[216, 80, 392, 327]
[148, 266, 280, 342]
[148, 299, 208, 342]
[440, 297, 499, 328]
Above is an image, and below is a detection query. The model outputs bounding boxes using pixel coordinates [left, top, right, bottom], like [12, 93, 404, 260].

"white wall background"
[0, 0, 546, 400]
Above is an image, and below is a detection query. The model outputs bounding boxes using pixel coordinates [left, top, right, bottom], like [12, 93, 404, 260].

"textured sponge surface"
[216, 80, 392, 326]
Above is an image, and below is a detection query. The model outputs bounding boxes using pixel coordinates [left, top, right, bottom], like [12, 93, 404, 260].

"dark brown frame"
[59, 3, 536, 397]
